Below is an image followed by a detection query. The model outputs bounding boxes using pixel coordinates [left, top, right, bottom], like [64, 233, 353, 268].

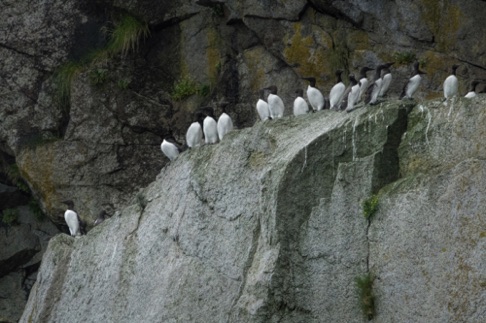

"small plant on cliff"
[355, 273, 375, 320]
[2, 208, 20, 226]
[55, 61, 82, 108]
[89, 67, 109, 85]
[171, 78, 210, 101]
[171, 78, 198, 101]
[28, 199, 45, 222]
[105, 14, 150, 57]
[362, 195, 379, 220]
[136, 192, 148, 212]
[6, 164, 29, 193]
[392, 51, 416, 65]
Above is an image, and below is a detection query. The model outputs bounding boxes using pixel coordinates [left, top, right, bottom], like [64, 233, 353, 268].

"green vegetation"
[55, 61, 82, 108]
[6, 164, 29, 193]
[171, 78, 210, 101]
[117, 78, 130, 89]
[392, 51, 416, 65]
[89, 68, 109, 85]
[355, 273, 375, 320]
[2, 208, 19, 226]
[105, 14, 150, 57]
[362, 195, 379, 220]
[28, 199, 45, 222]
[54, 14, 150, 106]
[136, 192, 148, 211]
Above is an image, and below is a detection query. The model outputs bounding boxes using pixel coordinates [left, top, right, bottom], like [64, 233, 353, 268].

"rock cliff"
[1, 0, 486, 321]
[20, 97, 486, 322]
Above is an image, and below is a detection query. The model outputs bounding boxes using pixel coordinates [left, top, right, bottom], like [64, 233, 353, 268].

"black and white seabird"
[357, 67, 373, 103]
[161, 135, 181, 161]
[400, 62, 426, 100]
[302, 77, 325, 111]
[464, 80, 479, 98]
[293, 89, 309, 116]
[265, 85, 285, 119]
[201, 107, 219, 144]
[378, 63, 394, 97]
[62, 200, 82, 237]
[342, 74, 360, 112]
[94, 210, 108, 226]
[186, 111, 204, 148]
[329, 70, 346, 110]
[443, 64, 459, 100]
[217, 104, 233, 140]
[256, 89, 271, 121]
[365, 63, 393, 105]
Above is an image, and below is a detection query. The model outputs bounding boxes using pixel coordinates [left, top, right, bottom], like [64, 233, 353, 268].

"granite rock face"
[0, 205, 59, 323]
[20, 97, 486, 322]
[1, 0, 486, 321]
[2, 0, 486, 225]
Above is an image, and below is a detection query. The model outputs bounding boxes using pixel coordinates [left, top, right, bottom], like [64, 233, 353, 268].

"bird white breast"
[203, 117, 219, 144]
[346, 84, 361, 112]
[217, 113, 233, 140]
[443, 75, 458, 99]
[465, 91, 476, 99]
[370, 79, 383, 104]
[64, 210, 80, 236]
[329, 82, 346, 109]
[293, 96, 309, 116]
[186, 122, 203, 148]
[256, 99, 270, 121]
[379, 73, 392, 97]
[306, 85, 324, 111]
[358, 78, 369, 102]
[405, 74, 422, 98]
[161, 140, 179, 161]
[267, 94, 285, 118]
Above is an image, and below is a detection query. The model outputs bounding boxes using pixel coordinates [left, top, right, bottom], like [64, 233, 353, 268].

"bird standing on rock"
[94, 210, 108, 226]
[256, 89, 271, 121]
[464, 80, 479, 98]
[63, 200, 82, 237]
[329, 70, 345, 110]
[365, 63, 393, 105]
[343, 74, 360, 112]
[379, 63, 394, 97]
[265, 85, 285, 119]
[443, 64, 459, 100]
[186, 111, 204, 148]
[400, 62, 426, 100]
[217, 104, 233, 140]
[293, 89, 309, 116]
[161, 135, 181, 161]
[302, 77, 325, 111]
[201, 107, 219, 144]
[357, 66, 373, 103]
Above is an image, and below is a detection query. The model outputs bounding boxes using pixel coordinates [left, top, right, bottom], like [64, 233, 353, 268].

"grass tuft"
[171, 78, 210, 101]
[55, 62, 82, 108]
[6, 164, 29, 193]
[392, 51, 416, 65]
[362, 195, 379, 220]
[2, 208, 19, 226]
[106, 14, 150, 57]
[356, 273, 375, 320]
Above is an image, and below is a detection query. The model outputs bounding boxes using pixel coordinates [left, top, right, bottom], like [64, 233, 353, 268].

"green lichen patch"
[355, 273, 375, 320]
[362, 195, 379, 219]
